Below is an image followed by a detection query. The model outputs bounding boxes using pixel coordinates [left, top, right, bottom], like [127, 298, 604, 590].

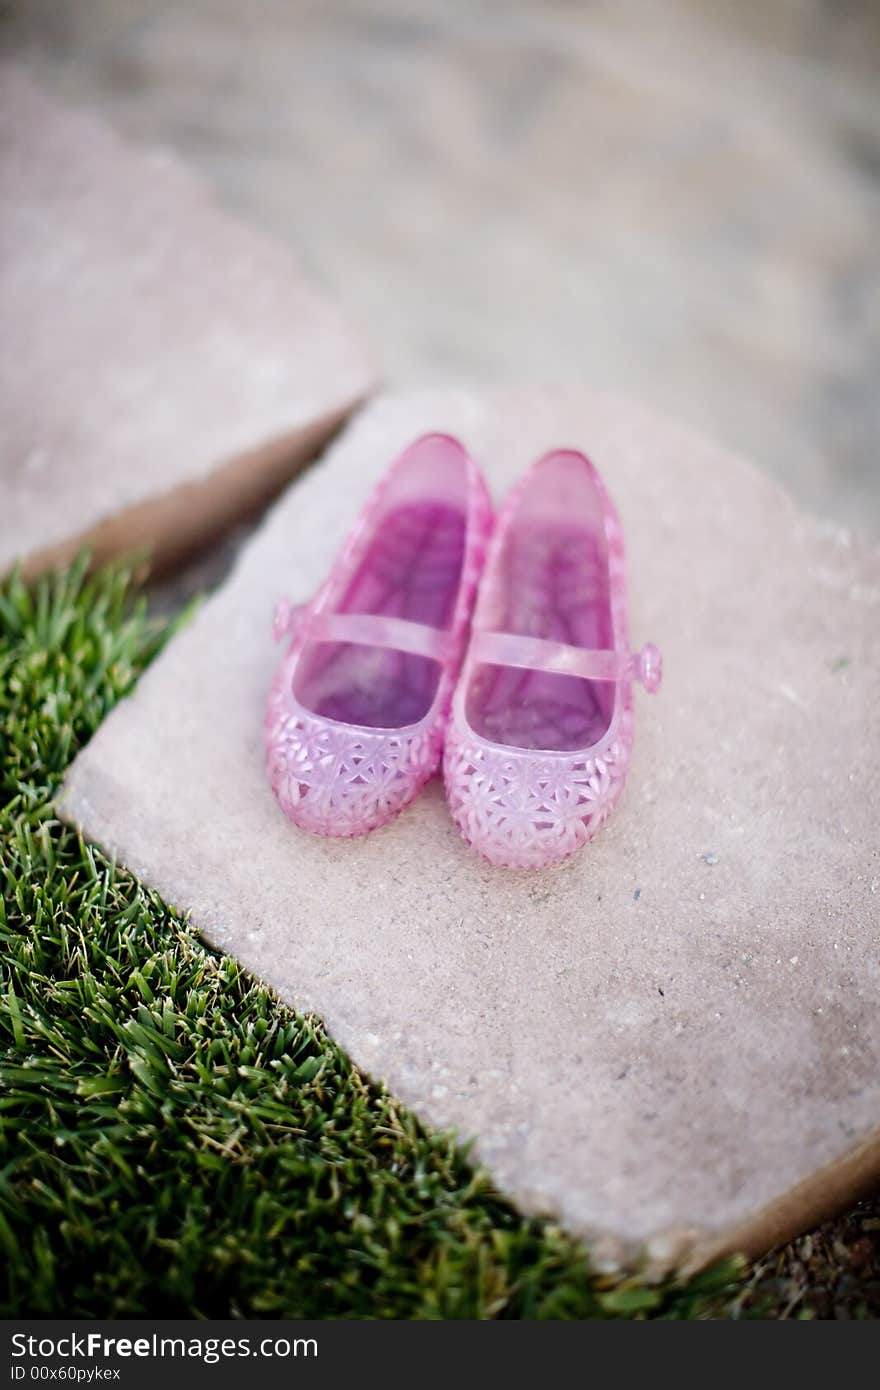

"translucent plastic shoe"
[444, 448, 662, 869]
[265, 434, 492, 837]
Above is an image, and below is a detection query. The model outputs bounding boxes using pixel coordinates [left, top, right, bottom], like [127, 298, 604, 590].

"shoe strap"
[273, 597, 454, 663]
[470, 630, 663, 692]
[306, 610, 454, 663]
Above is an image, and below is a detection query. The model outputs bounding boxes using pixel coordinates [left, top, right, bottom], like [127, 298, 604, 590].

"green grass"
[0, 557, 865, 1319]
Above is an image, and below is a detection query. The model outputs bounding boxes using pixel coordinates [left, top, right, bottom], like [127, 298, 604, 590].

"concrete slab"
[57, 386, 880, 1271]
[6, 0, 880, 531]
[0, 65, 374, 579]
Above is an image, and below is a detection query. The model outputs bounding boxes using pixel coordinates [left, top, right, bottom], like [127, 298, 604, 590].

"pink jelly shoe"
[443, 448, 662, 869]
[265, 434, 492, 837]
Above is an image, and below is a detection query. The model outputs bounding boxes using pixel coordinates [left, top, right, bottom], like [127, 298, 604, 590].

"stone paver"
[58, 388, 880, 1271]
[0, 65, 374, 578]
[6, 0, 879, 531]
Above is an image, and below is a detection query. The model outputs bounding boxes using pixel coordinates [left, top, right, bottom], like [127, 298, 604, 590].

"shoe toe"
[266, 692, 439, 838]
[443, 728, 631, 869]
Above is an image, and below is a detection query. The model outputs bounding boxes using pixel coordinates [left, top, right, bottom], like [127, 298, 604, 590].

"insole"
[294, 501, 466, 729]
[466, 519, 615, 752]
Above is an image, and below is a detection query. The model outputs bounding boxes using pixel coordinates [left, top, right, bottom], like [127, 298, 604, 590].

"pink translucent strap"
[308, 611, 452, 662]
[471, 631, 663, 692]
[272, 598, 451, 662]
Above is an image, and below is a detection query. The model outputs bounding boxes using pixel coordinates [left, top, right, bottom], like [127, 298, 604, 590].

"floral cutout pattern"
[265, 683, 441, 837]
[443, 706, 633, 870]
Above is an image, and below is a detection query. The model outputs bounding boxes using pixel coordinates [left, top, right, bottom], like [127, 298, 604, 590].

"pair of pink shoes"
[265, 434, 662, 870]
